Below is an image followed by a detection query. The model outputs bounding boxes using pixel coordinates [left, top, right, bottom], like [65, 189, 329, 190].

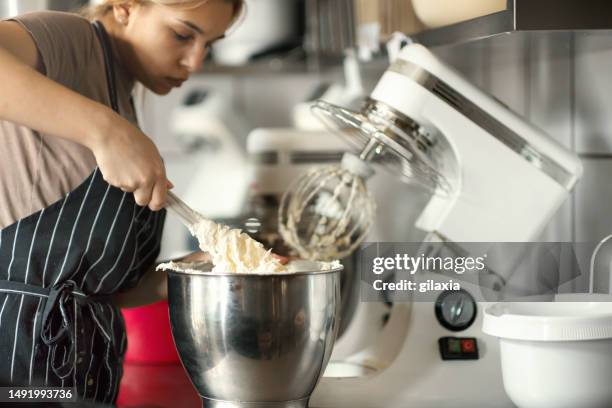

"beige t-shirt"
[0, 11, 138, 229]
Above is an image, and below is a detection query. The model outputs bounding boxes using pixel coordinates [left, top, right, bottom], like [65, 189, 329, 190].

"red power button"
[461, 339, 476, 353]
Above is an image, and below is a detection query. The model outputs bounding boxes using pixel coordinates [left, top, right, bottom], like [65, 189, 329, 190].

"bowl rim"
[167, 265, 344, 277]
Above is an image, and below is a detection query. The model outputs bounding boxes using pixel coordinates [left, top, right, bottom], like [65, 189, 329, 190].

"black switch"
[439, 337, 479, 360]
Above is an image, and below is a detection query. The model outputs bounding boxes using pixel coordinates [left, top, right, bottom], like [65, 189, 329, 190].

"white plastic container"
[483, 294, 612, 408]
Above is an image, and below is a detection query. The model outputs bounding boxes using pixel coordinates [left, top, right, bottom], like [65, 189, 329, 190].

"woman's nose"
[181, 43, 208, 73]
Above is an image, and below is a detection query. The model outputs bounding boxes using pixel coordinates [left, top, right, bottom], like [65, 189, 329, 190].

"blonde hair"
[83, 0, 245, 27]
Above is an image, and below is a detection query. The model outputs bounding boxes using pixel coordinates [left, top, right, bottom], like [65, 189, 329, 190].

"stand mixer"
[285, 43, 583, 407]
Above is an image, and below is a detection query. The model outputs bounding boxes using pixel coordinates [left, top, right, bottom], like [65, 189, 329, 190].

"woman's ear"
[112, 2, 132, 26]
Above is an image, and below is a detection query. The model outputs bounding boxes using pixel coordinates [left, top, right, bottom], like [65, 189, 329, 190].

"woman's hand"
[272, 253, 289, 265]
[178, 251, 211, 263]
[88, 111, 170, 211]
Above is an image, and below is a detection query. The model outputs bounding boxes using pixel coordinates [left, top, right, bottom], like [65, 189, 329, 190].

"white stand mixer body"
[311, 44, 583, 407]
[370, 44, 582, 244]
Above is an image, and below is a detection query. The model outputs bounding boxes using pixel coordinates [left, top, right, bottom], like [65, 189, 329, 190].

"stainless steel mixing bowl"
[167, 263, 343, 408]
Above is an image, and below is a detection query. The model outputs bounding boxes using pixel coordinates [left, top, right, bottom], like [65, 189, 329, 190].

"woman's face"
[121, 1, 235, 95]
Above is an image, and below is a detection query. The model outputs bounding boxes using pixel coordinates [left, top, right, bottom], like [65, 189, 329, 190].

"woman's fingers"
[180, 251, 211, 263]
[149, 179, 168, 211]
[133, 184, 154, 207]
[272, 253, 289, 265]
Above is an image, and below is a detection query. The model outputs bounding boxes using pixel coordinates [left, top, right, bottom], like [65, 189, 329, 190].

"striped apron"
[0, 21, 166, 405]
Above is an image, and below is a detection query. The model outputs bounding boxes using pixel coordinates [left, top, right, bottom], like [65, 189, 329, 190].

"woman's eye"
[173, 31, 193, 42]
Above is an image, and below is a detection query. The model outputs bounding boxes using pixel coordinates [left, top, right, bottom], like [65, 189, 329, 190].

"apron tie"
[0, 280, 114, 379]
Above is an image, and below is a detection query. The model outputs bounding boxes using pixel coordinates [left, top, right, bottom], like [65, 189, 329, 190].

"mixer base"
[202, 397, 310, 408]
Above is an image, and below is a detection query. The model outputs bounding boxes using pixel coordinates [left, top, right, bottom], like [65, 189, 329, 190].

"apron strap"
[92, 20, 119, 113]
[0, 280, 113, 379]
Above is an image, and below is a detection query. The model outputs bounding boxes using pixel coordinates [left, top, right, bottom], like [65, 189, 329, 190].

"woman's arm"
[0, 21, 169, 210]
[112, 266, 168, 309]
[112, 251, 211, 309]
[0, 21, 113, 152]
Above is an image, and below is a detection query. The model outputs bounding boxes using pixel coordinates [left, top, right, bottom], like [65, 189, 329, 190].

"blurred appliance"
[170, 89, 250, 221]
[293, 49, 365, 130]
[212, 0, 302, 65]
[354, 0, 424, 37]
[0, 0, 88, 17]
[122, 300, 179, 364]
[244, 128, 360, 339]
[305, 0, 424, 61]
[412, 0, 506, 28]
[304, 43, 582, 407]
[304, 0, 356, 57]
[353, 0, 424, 60]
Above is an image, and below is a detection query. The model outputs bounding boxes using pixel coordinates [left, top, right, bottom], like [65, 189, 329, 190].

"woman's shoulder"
[11, 11, 97, 52]
[11, 11, 99, 85]
[12, 10, 93, 33]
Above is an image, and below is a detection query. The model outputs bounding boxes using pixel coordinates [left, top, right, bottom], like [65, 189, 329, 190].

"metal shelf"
[413, 0, 612, 47]
[198, 53, 346, 76]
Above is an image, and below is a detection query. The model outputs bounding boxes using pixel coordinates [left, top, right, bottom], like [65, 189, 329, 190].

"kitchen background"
[4, 0, 612, 290]
[3, 1, 612, 407]
[140, 14, 612, 293]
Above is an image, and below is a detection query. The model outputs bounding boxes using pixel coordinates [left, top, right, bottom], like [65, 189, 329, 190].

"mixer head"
[311, 98, 455, 196]
[277, 94, 459, 261]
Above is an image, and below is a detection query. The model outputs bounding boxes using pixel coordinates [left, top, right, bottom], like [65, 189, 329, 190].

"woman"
[0, 0, 243, 404]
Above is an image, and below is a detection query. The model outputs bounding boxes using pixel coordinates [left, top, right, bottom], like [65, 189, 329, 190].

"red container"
[122, 300, 180, 364]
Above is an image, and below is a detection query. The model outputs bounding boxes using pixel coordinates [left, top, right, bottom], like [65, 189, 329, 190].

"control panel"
[438, 337, 479, 360]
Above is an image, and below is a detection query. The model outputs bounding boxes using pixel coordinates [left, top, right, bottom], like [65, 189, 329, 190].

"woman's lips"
[165, 77, 186, 87]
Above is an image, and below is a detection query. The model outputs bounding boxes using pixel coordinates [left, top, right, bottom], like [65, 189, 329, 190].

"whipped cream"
[188, 218, 286, 274]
